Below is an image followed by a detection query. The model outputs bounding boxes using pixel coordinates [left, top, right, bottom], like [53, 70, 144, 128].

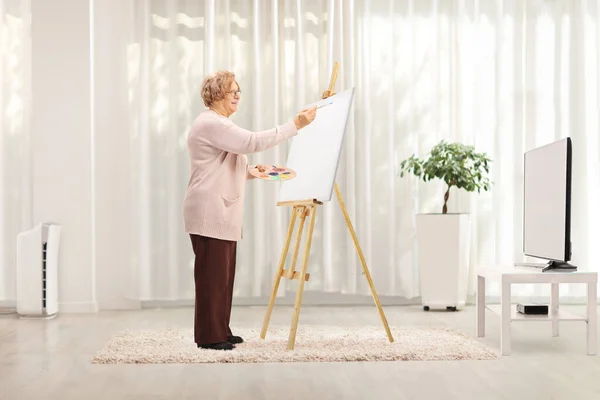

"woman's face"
[217, 80, 241, 116]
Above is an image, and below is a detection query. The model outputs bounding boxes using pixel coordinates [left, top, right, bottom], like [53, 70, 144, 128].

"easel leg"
[260, 206, 298, 339]
[334, 183, 394, 343]
[288, 205, 318, 350]
[287, 207, 308, 278]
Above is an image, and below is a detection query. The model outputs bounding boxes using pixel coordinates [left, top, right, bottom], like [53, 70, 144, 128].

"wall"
[29, 0, 137, 312]
[31, 0, 97, 313]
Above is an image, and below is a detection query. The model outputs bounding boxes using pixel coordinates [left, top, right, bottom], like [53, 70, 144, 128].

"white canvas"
[278, 88, 355, 203]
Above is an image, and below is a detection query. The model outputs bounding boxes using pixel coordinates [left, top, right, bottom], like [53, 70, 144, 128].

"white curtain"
[0, 0, 30, 307]
[126, 0, 600, 303]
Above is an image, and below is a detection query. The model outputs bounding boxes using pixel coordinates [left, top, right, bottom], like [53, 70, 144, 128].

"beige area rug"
[91, 325, 498, 364]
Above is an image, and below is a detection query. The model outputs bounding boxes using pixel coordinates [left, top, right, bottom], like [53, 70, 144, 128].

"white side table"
[476, 266, 598, 356]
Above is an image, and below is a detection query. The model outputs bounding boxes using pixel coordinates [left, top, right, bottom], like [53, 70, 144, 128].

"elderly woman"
[183, 70, 317, 350]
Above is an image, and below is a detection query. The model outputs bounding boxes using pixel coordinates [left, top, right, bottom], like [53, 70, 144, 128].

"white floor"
[1, 305, 600, 400]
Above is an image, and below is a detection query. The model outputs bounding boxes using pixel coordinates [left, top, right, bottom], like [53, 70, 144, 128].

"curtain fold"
[126, 0, 600, 302]
[0, 0, 31, 306]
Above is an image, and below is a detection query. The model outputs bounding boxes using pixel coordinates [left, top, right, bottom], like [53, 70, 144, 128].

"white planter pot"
[416, 213, 471, 311]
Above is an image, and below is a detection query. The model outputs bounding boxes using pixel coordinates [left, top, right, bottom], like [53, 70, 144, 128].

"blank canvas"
[278, 87, 355, 203]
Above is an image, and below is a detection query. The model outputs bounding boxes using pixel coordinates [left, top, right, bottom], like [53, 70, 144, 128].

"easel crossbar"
[276, 199, 322, 207]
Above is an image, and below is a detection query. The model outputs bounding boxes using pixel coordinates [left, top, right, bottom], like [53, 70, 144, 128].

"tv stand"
[514, 261, 577, 272]
[542, 261, 577, 272]
[476, 265, 597, 356]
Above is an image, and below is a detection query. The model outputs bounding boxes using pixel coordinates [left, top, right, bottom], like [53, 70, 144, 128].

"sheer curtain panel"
[0, 0, 31, 309]
[126, 0, 600, 304]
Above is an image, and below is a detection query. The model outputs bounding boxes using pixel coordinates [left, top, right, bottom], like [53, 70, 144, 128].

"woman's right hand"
[293, 106, 317, 130]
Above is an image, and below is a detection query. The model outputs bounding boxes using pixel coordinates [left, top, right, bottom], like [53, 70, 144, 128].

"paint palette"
[249, 165, 296, 181]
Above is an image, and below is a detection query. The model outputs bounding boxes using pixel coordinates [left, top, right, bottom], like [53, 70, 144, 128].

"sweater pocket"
[220, 195, 240, 206]
[219, 194, 242, 224]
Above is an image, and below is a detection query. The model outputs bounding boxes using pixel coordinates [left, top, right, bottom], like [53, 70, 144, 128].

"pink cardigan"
[183, 110, 298, 241]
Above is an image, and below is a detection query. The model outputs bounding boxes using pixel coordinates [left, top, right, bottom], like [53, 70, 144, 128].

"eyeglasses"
[226, 90, 242, 96]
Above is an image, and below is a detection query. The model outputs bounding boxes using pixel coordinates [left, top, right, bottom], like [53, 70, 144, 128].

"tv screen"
[523, 137, 572, 262]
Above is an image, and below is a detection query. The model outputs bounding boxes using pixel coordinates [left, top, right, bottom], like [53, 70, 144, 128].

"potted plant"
[399, 141, 492, 311]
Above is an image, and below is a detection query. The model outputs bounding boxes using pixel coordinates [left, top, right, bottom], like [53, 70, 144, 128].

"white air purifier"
[16, 223, 62, 318]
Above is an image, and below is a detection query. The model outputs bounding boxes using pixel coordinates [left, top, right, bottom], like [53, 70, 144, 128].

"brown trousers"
[189, 234, 237, 345]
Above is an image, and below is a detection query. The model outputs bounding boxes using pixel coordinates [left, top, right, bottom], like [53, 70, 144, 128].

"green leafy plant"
[399, 141, 492, 214]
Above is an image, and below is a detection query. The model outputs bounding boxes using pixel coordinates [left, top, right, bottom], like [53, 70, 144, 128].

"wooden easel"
[260, 62, 394, 350]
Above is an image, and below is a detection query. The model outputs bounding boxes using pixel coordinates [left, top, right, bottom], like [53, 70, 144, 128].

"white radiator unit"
[16, 223, 62, 318]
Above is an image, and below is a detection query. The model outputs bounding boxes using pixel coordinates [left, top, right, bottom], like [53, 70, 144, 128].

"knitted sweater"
[183, 110, 298, 241]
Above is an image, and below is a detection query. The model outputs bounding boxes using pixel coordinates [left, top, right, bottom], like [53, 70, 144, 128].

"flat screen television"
[521, 137, 576, 272]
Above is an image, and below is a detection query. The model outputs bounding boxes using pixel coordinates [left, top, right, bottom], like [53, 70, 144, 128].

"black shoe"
[197, 342, 234, 350]
[227, 335, 244, 344]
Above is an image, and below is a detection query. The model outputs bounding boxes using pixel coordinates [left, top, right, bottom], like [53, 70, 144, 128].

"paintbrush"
[317, 101, 333, 109]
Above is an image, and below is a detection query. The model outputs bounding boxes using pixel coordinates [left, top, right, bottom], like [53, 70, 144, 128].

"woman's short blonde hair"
[200, 70, 239, 107]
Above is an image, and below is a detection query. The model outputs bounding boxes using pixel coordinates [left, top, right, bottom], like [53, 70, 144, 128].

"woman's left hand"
[256, 164, 267, 173]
